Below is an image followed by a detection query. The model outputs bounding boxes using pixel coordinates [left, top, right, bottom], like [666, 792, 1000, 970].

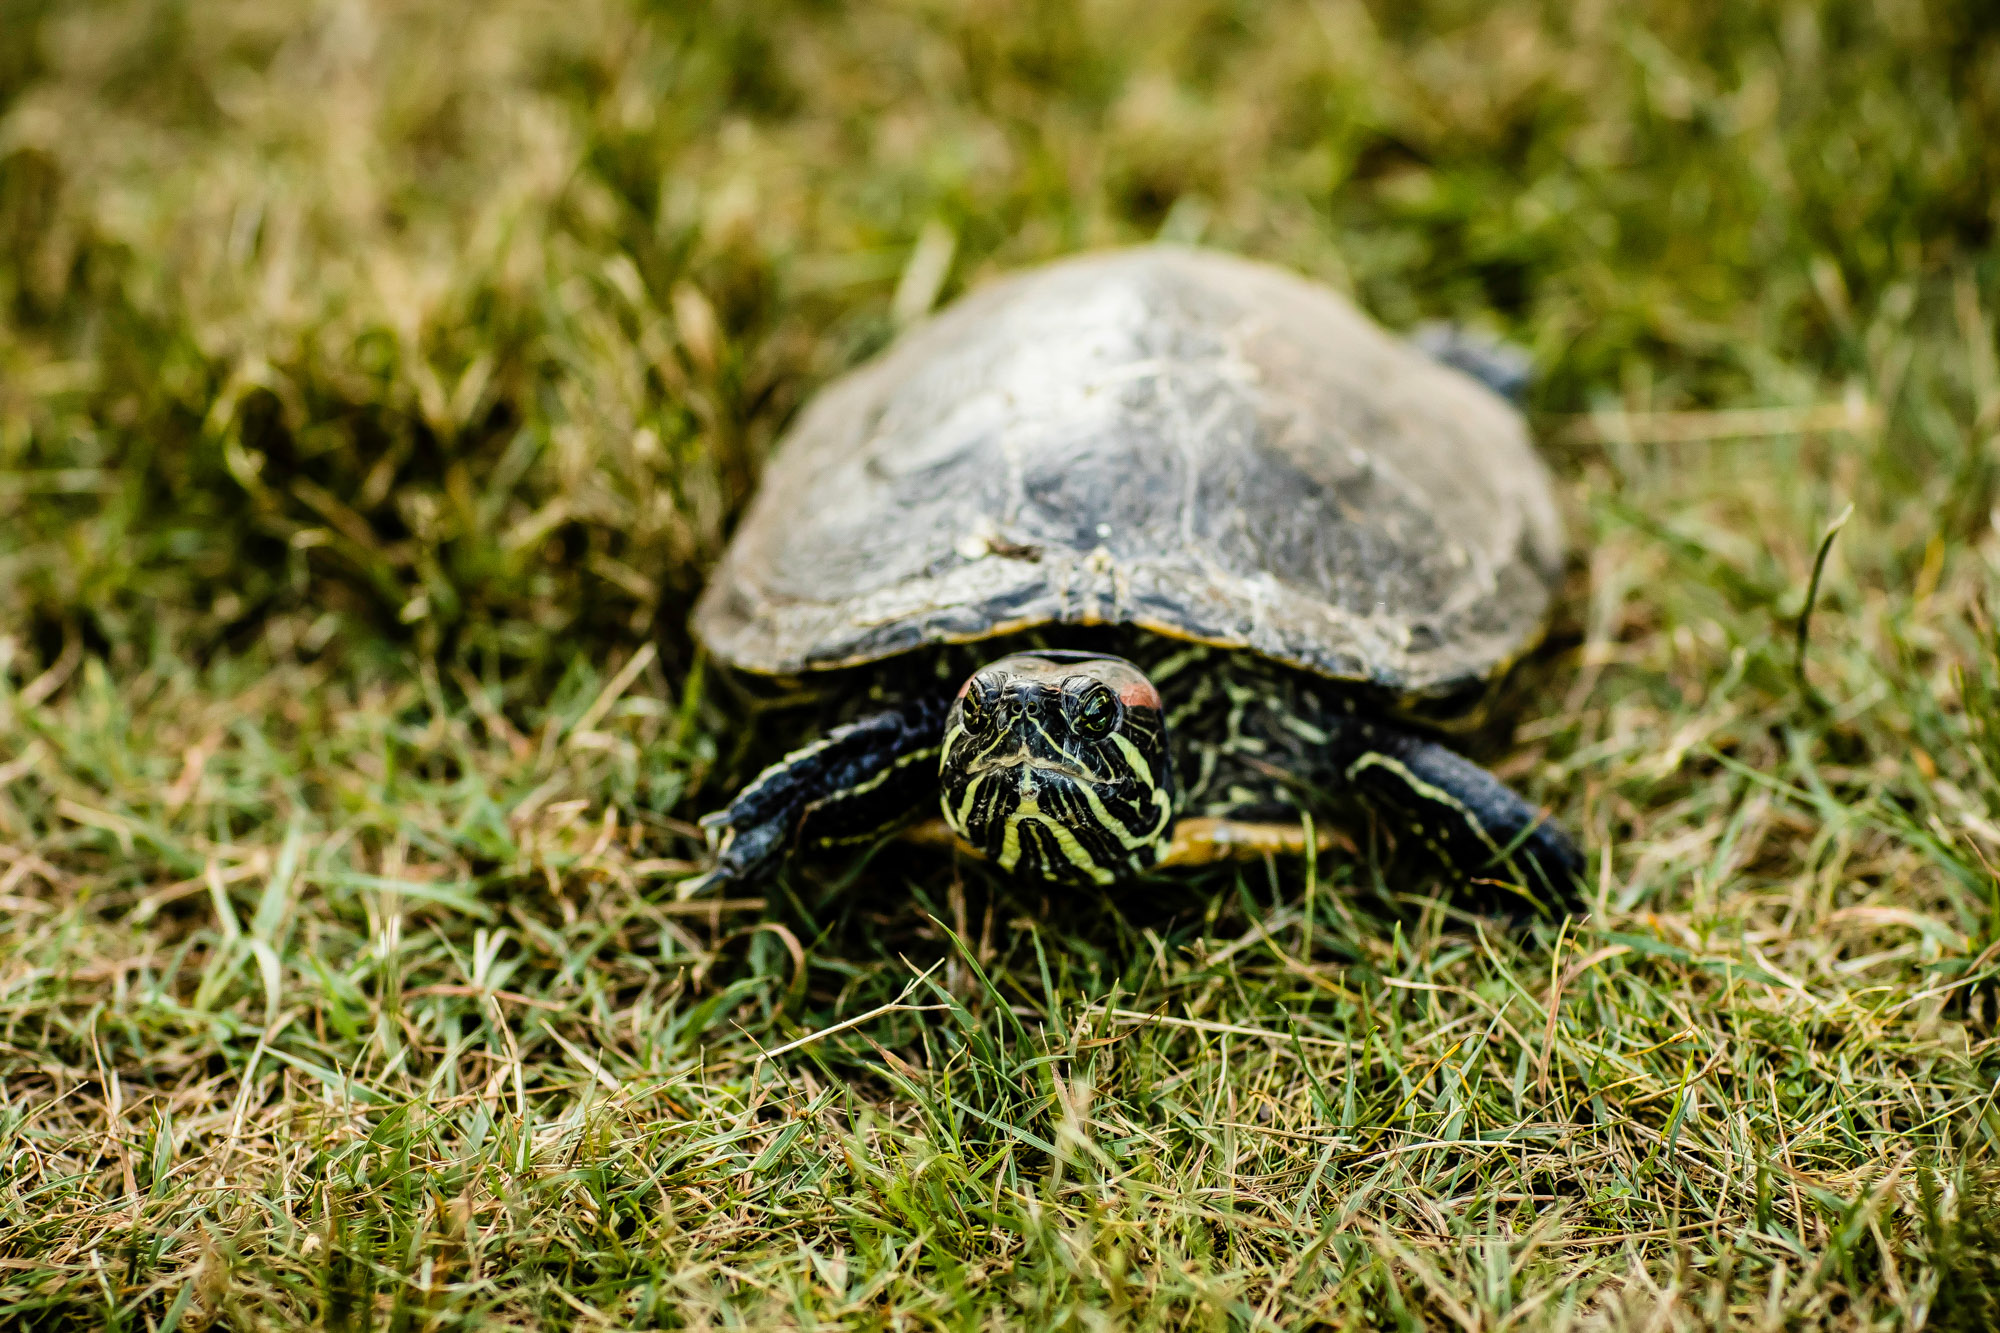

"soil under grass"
[3, 0, 2000, 1327]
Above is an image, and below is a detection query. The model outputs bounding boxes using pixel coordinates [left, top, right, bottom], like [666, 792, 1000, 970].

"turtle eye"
[958, 676, 1002, 740]
[1061, 677, 1122, 740]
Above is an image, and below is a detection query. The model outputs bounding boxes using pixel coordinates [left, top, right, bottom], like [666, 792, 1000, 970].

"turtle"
[686, 245, 1584, 906]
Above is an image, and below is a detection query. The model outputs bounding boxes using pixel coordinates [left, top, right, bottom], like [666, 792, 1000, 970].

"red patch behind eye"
[1116, 678, 1162, 710]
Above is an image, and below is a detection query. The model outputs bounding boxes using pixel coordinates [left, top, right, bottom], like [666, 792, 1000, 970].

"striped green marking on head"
[939, 652, 1175, 884]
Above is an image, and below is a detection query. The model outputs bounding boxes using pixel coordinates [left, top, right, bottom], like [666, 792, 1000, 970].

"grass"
[3, 0, 2000, 1326]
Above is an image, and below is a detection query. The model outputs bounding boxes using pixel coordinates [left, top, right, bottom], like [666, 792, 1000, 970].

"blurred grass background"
[4, 0, 2000, 1327]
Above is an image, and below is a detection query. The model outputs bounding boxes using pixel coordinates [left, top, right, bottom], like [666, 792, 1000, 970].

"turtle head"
[939, 652, 1175, 884]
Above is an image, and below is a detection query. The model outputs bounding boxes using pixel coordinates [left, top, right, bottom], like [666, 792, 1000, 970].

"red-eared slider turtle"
[688, 245, 1582, 905]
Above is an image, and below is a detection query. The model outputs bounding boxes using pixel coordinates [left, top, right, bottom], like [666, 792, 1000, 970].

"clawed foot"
[677, 807, 781, 899]
[680, 704, 950, 899]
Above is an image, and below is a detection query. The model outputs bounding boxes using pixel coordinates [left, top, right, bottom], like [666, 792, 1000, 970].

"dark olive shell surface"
[693, 246, 1564, 699]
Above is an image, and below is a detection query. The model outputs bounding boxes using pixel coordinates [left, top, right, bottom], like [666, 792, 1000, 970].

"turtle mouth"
[964, 747, 1106, 786]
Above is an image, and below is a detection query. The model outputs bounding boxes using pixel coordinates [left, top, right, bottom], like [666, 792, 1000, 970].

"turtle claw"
[675, 865, 726, 901]
[697, 811, 731, 854]
[682, 817, 765, 897]
[684, 806, 795, 895]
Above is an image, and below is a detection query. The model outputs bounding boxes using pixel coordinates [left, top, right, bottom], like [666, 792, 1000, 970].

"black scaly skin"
[695, 695, 949, 889]
[1147, 643, 1584, 904]
[694, 629, 1583, 902]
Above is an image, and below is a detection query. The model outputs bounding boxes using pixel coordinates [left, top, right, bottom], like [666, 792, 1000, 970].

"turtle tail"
[1410, 323, 1534, 405]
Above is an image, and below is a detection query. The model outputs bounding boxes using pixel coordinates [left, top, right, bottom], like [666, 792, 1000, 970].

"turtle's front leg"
[1334, 720, 1585, 908]
[687, 697, 949, 895]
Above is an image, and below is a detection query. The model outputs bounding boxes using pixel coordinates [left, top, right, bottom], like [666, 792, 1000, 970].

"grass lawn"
[5, 0, 2000, 1326]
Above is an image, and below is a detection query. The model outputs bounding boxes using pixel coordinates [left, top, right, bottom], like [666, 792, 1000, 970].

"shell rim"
[693, 604, 1555, 707]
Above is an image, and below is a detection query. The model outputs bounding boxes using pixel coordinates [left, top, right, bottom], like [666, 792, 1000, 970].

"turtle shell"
[693, 246, 1565, 700]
